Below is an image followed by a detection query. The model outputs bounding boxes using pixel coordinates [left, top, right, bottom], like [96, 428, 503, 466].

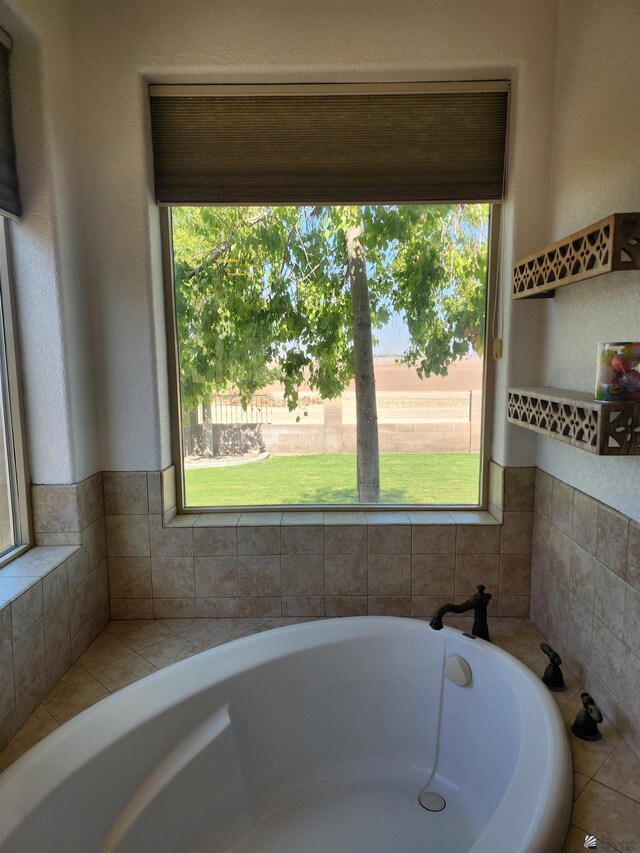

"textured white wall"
[1, 0, 99, 484]
[67, 0, 558, 472]
[537, 0, 640, 521]
[1, 0, 561, 480]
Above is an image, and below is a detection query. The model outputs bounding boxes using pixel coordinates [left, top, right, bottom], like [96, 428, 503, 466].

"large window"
[166, 203, 495, 509]
[0, 220, 29, 557]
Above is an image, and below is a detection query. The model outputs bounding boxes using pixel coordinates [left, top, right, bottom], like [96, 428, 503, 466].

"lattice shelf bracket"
[512, 212, 640, 299]
[507, 387, 640, 455]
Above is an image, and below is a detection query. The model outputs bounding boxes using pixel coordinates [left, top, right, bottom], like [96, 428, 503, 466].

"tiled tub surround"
[103, 465, 535, 622]
[531, 469, 640, 762]
[0, 615, 639, 853]
[0, 473, 110, 752]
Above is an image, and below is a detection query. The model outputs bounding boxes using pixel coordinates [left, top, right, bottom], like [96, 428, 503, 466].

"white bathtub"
[0, 617, 572, 853]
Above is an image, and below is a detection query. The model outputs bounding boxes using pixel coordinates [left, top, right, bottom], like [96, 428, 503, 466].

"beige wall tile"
[193, 526, 237, 557]
[499, 554, 531, 596]
[147, 472, 162, 515]
[325, 596, 367, 617]
[238, 555, 281, 596]
[590, 616, 626, 703]
[281, 596, 324, 617]
[368, 525, 411, 555]
[324, 525, 367, 556]
[572, 490, 598, 557]
[548, 526, 571, 586]
[597, 504, 629, 579]
[0, 646, 14, 717]
[0, 604, 10, 654]
[594, 562, 626, 641]
[281, 525, 323, 555]
[500, 512, 533, 555]
[195, 556, 238, 598]
[108, 557, 152, 599]
[569, 543, 600, 610]
[488, 461, 504, 511]
[153, 598, 196, 619]
[589, 671, 620, 730]
[82, 520, 107, 570]
[412, 525, 455, 555]
[411, 554, 455, 597]
[455, 554, 499, 597]
[623, 585, 640, 660]
[162, 466, 177, 513]
[628, 521, 640, 594]
[196, 598, 239, 618]
[456, 525, 500, 555]
[11, 582, 43, 640]
[410, 596, 443, 618]
[44, 597, 71, 664]
[281, 555, 324, 596]
[13, 619, 45, 698]
[551, 479, 574, 536]
[110, 599, 153, 619]
[503, 467, 535, 512]
[568, 593, 593, 660]
[67, 547, 90, 589]
[69, 575, 92, 637]
[368, 554, 410, 596]
[237, 526, 280, 556]
[324, 555, 367, 596]
[367, 596, 410, 617]
[149, 515, 193, 557]
[45, 644, 72, 691]
[151, 557, 195, 598]
[497, 595, 529, 617]
[534, 469, 553, 522]
[546, 574, 569, 640]
[238, 597, 281, 618]
[42, 561, 69, 612]
[105, 516, 150, 558]
[617, 707, 640, 761]
[80, 473, 104, 529]
[34, 532, 82, 546]
[532, 514, 551, 565]
[32, 485, 82, 533]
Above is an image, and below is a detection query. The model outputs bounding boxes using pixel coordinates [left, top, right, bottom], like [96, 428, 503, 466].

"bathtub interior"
[0, 619, 561, 853]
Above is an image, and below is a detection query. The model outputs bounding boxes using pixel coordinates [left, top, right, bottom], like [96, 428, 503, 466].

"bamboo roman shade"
[149, 83, 509, 206]
[0, 32, 21, 219]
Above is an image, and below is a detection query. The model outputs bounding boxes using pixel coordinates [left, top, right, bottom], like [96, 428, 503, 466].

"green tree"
[172, 204, 488, 503]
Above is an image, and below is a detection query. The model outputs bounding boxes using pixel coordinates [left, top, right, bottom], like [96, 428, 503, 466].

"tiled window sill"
[0, 546, 79, 609]
[165, 509, 500, 528]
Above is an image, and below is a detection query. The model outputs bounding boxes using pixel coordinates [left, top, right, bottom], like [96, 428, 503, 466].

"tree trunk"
[346, 224, 380, 503]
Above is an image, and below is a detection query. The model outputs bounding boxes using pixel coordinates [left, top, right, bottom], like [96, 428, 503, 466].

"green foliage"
[172, 204, 489, 413]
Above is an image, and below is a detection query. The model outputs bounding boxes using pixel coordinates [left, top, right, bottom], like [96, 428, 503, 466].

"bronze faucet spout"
[429, 584, 492, 641]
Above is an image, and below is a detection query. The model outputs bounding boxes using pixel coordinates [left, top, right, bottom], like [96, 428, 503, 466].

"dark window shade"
[149, 85, 509, 206]
[0, 41, 20, 219]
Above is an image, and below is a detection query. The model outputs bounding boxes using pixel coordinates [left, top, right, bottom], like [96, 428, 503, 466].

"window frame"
[0, 218, 31, 562]
[161, 203, 500, 515]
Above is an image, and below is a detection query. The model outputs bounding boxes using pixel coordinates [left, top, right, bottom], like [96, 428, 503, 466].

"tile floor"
[0, 615, 638, 852]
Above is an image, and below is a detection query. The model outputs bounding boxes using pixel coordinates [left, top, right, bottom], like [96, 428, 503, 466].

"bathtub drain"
[418, 791, 446, 812]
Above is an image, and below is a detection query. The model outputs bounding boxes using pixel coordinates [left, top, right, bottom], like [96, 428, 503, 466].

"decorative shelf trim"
[507, 387, 640, 455]
[512, 212, 640, 299]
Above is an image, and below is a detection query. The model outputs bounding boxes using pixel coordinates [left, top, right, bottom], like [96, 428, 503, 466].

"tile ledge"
[0, 545, 79, 597]
[171, 509, 498, 527]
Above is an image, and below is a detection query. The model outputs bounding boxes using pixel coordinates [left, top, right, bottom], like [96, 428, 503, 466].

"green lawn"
[185, 453, 480, 507]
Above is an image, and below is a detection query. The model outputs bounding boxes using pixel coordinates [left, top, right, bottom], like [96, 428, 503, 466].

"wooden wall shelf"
[512, 212, 640, 299]
[507, 386, 640, 455]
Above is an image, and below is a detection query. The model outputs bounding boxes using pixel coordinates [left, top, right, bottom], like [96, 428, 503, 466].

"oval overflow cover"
[444, 655, 472, 687]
